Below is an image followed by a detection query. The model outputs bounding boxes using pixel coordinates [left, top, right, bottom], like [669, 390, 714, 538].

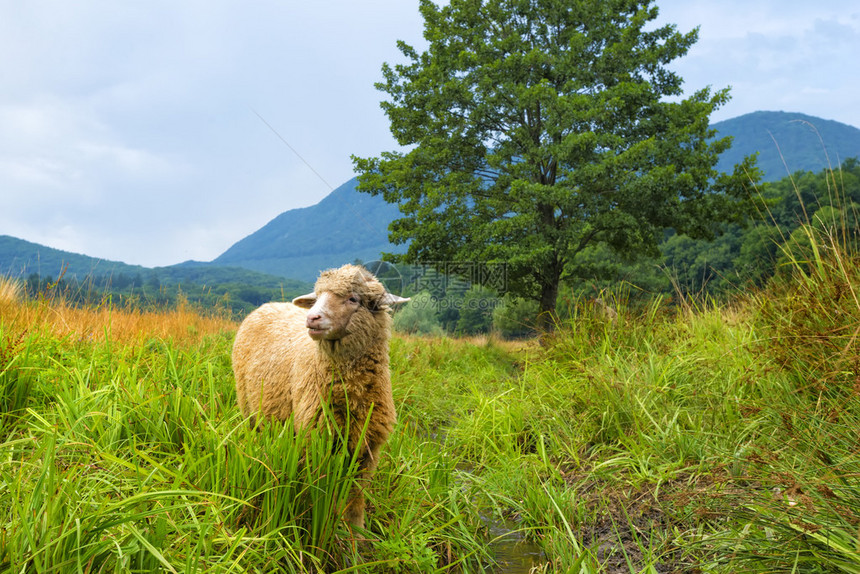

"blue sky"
[1, 0, 858, 268]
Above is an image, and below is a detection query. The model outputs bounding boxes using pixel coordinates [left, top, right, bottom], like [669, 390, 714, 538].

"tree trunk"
[536, 276, 560, 335]
[535, 199, 562, 335]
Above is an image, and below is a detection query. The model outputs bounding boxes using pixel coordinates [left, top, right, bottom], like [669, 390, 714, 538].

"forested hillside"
[0, 236, 310, 317]
[660, 157, 860, 295]
[0, 235, 146, 280]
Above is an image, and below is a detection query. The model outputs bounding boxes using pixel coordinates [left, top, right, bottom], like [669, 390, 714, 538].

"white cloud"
[74, 142, 178, 178]
[655, 0, 860, 125]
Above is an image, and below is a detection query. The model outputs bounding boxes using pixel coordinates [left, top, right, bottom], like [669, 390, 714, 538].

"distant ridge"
[213, 178, 405, 281]
[0, 234, 306, 293]
[712, 111, 860, 181]
[0, 235, 146, 280]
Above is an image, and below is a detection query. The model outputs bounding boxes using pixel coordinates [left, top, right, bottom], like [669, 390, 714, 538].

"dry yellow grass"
[0, 276, 22, 314]
[396, 330, 539, 354]
[0, 279, 235, 346]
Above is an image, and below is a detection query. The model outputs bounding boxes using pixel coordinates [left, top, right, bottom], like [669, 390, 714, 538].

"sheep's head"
[292, 264, 409, 342]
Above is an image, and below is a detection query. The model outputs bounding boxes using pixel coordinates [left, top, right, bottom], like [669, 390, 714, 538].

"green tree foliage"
[662, 158, 860, 294]
[354, 0, 759, 330]
[393, 291, 446, 335]
[456, 285, 499, 335]
[492, 295, 540, 338]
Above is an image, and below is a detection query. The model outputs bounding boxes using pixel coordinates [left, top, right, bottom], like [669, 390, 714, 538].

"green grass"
[0, 203, 858, 572]
[0, 318, 488, 572]
[385, 209, 857, 572]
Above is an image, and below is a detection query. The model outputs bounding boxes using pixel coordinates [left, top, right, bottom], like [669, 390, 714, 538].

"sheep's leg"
[343, 483, 367, 529]
[343, 443, 381, 529]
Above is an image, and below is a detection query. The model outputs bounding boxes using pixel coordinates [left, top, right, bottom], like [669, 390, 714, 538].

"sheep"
[232, 264, 409, 529]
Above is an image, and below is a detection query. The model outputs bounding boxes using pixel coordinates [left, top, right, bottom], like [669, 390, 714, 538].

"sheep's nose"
[306, 313, 322, 328]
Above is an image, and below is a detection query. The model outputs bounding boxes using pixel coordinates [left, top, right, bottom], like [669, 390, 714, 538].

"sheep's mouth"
[307, 327, 328, 339]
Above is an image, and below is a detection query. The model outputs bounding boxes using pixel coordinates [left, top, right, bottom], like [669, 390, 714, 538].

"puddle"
[450, 463, 547, 572]
[490, 529, 545, 573]
[481, 511, 546, 573]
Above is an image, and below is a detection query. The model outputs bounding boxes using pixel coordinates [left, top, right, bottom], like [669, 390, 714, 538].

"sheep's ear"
[378, 293, 410, 309]
[292, 292, 317, 309]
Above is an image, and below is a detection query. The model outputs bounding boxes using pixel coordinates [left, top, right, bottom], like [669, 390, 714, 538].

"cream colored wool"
[232, 264, 403, 528]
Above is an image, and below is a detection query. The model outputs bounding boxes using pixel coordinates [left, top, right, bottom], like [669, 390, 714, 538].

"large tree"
[354, 0, 759, 330]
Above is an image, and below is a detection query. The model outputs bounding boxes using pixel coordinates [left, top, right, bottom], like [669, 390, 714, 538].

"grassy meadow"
[1, 206, 859, 572]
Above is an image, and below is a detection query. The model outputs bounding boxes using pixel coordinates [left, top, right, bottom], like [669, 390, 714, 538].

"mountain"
[0, 235, 147, 280]
[0, 235, 308, 293]
[713, 111, 860, 181]
[213, 178, 404, 281]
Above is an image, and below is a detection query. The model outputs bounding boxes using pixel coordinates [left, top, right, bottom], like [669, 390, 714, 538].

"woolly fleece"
[232, 264, 398, 528]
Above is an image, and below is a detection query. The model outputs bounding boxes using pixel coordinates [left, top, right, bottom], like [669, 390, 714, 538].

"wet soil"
[559, 469, 733, 574]
[483, 475, 709, 573]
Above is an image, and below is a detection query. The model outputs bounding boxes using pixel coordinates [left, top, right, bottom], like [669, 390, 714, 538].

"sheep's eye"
[348, 295, 360, 304]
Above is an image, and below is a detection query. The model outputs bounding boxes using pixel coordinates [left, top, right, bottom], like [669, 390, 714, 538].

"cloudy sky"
[1, 1, 858, 268]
